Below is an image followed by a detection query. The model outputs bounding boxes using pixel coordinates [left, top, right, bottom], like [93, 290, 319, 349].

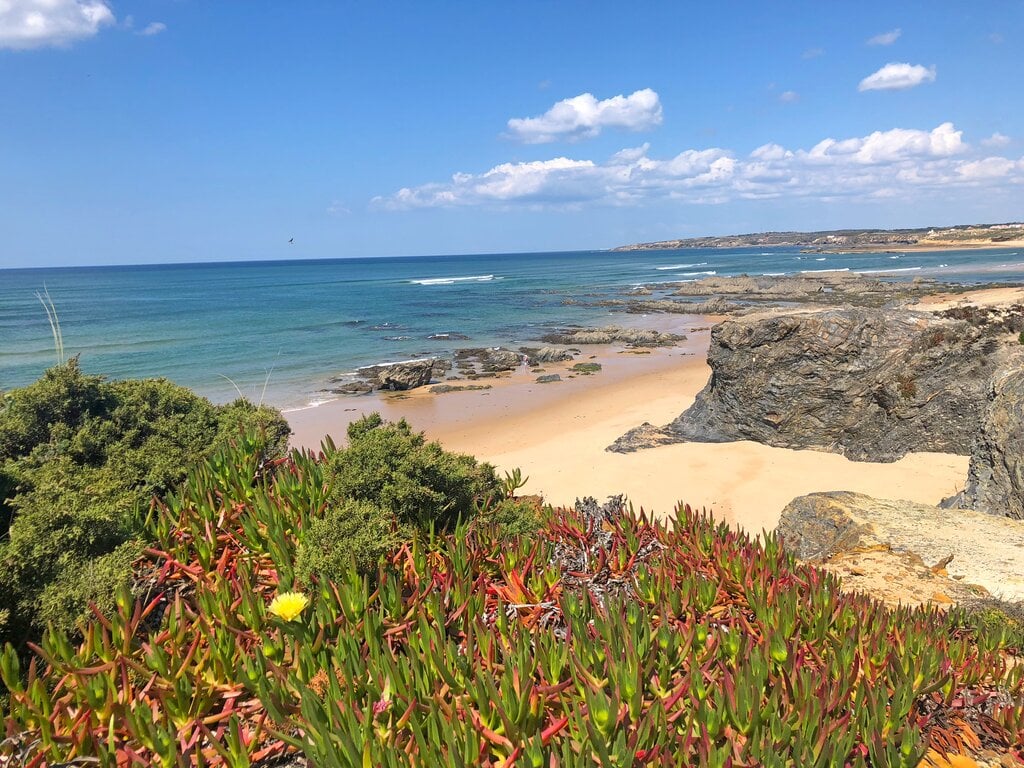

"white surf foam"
[411, 276, 499, 288]
[854, 267, 923, 275]
[654, 262, 708, 270]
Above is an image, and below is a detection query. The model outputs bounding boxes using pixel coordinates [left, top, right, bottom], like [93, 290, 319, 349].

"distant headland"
[613, 222, 1024, 252]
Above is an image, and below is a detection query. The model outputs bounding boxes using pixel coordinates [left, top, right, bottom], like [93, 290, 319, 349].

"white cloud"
[957, 157, 1020, 180]
[779, 91, 799, 103]
[139, 21, 166, 36]
[859, 62, 936, 91]
[867, 28, 901, 46]
[375, 122, 1022, 210]
[505, 88, 663, 144]
[982, 132, 1011, 148]
[0, 0, 114, 49]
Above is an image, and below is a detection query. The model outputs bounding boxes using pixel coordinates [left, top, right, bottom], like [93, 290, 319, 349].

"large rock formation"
[667, 307, 1019, 462]
[376, 359, 437, 391]
[958, 367, 1024, 519]
[776, 491, 1024, 601]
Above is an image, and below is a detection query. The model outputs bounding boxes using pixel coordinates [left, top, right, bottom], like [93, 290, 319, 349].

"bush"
[298, 414, 521, 584]
[328, 415, 500, 530]
[0, 360, 290, 647]
[296, 499, 406, 583]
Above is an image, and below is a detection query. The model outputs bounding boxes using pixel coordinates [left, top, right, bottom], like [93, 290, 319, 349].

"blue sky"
[1, 1, 1022, 267]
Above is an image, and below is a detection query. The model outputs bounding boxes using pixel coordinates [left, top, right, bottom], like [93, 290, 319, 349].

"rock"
[521, 346, 576, 365]
[453, 347, 524, 373]
[571, 362, 602, 374]
[540, 325, 684, 348]
[667, 307, 1021, 462]
[327, 381, 373, 395]
[376, 359, 436, 391]
[669, 273, 946, 307]
[429, 384, 492, 394]
[625, 297, 743, 315]
[958, 367, 1024, 519]
[777, 491, 1024, 601]
[536, 374, 561, 383]
[607, 423, 677, 453]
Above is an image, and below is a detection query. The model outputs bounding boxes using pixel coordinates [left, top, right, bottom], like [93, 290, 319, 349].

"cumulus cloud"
[867, 28, 901, 46]
[139, 21, 166, 36]
[0, 0, 114, 49]
[505, 89, 663, 144]
[779, 91, 799, 103]
[374, 122, 1022, 210]
[982, 132, 1011, 148]
[859, 62, 936, 91]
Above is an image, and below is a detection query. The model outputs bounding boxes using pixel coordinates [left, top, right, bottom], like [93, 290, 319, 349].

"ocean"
[2, 247, 1022, 409]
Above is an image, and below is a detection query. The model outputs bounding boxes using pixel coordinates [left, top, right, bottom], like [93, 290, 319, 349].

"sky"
[1, 1, 1022, 268]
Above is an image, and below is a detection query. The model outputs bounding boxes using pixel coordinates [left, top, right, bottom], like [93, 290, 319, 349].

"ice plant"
[268, 591, 309, 622]
[2, 432, 1022, 767]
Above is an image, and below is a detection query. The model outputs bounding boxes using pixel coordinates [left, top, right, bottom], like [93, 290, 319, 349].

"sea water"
[2, 247, 1022, 408]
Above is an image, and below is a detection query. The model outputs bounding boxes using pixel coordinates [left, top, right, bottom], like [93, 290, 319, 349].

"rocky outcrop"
[776, 491, 1024, 601]
[376, 359, 437, 391]
[958, 367, 1024, 519]
[624, 297, 744, 315]
[521, 346, 576, 365]
[668, 273, 945, 308]
[667, 307, 1020, 462]
[540, 326, 684, 347]
[607, 423, 678, 453]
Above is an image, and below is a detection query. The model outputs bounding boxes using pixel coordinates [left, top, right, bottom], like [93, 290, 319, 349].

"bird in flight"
[288, 238, 294, 244]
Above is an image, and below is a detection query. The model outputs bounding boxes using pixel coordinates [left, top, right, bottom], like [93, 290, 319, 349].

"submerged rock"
[668, 307, 1020, 462]
[957, 367, 1024, 519]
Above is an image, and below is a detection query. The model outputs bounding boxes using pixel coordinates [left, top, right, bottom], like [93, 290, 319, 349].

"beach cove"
[288, 308, 971, 535]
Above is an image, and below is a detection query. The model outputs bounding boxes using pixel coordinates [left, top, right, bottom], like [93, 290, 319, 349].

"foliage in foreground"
[2, 434, 1022, 767]
[0, 360, 290, 648]
[296, 413, 516, 583]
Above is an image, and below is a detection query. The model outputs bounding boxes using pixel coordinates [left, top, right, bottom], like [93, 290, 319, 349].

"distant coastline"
[613, 222, 1024, 252]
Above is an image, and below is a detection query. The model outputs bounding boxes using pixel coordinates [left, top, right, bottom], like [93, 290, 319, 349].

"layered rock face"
[669, 308, 1017, 462]
[958, 367, 1024, 519]
[776, 491, 1024, 601]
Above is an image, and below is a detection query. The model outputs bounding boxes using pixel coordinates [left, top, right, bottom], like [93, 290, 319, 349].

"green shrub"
[297, 415, 514, 584]
[1018, 330, 1024, 345]
[296, 498, 406, 583]
[0, 360, 290, 647]
[328, 415, 500, 530]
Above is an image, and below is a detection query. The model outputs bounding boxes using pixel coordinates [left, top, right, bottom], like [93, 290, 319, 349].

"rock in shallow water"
[376, 359, 436, 391]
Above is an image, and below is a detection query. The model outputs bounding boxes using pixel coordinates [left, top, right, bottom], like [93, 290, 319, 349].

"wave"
[410, 275, 496, 285]
[889, 255, 900, 260]
[282, 396, 339, 413]
[654, 262, 708, 271]
[800, 267, 851, 274]
[814, 257, 827, 262]
[854, 267, 923, 275]
[761, 272, 786, 276]
[680, 270, 717, 277]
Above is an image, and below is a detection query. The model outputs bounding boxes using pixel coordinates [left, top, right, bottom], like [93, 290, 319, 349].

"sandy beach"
[288, 318, 970, 536]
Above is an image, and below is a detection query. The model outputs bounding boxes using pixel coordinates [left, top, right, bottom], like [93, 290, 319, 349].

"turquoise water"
[2, 248, 1022, 408]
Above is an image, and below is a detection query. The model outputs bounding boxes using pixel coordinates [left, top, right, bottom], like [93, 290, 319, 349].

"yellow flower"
[268, 591, 309, 622]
